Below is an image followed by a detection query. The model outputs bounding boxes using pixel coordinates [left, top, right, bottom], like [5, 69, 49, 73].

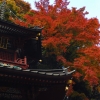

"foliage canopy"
[12, 0, 100, 86]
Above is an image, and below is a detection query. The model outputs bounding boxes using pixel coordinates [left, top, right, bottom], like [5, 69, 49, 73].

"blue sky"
[24, 0, 99, 20]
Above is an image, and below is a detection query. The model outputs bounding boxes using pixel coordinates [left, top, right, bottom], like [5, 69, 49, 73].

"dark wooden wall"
[36, 85, 65, 100]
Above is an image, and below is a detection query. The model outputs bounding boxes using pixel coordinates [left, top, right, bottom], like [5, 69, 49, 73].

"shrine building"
[0, 1, 75, 100]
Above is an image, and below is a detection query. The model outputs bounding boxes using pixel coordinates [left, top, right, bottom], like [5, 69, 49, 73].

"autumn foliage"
[13, 0, 100, 86]
[0, 0, 31, 20]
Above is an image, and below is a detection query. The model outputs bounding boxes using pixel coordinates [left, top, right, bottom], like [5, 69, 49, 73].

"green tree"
[0, 0, 31, 20]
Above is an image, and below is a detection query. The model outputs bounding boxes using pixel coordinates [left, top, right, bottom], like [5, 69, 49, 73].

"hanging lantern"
[67, 79, 72, 84]
[65, 86, 68, 91]
[38, 33, 41, 36]
[39, 59, 42, 62]
[36, 37, 38, 40]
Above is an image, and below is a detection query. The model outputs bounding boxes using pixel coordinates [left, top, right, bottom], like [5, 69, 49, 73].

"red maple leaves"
[13, 0, 100, 85]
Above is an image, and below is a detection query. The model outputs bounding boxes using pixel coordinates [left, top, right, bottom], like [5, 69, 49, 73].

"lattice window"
[0, 37, 8, 49]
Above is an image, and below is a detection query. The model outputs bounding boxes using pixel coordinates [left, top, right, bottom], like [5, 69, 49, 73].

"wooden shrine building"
[0, 17, 75, 100]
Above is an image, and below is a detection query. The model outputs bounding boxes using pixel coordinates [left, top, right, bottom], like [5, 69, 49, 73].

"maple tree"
[13, 0, 100, 98]
[14, 0, 100, 86]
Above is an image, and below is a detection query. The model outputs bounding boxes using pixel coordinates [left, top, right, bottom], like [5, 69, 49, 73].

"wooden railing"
[0, 51, 14, 61]
[0, 50, 28, 69]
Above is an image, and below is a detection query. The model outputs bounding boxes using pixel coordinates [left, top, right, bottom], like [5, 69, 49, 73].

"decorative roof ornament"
[0, 0, 6, 20]
[62, 66, 70, 75]
[62, 66, 76, 75]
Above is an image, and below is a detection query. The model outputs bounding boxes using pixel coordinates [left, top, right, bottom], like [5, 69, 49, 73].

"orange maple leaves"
[13, 0, 100, 85]
[74, 45, 100, 85]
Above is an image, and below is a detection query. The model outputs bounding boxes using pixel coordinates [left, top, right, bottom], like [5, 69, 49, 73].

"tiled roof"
[0, 63, 75, 86]
[0, 19, 42, 36]
[0, 64, 75, 77]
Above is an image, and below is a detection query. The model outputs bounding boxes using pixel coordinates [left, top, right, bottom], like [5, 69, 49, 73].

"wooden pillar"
[24, 56, 27, 64]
